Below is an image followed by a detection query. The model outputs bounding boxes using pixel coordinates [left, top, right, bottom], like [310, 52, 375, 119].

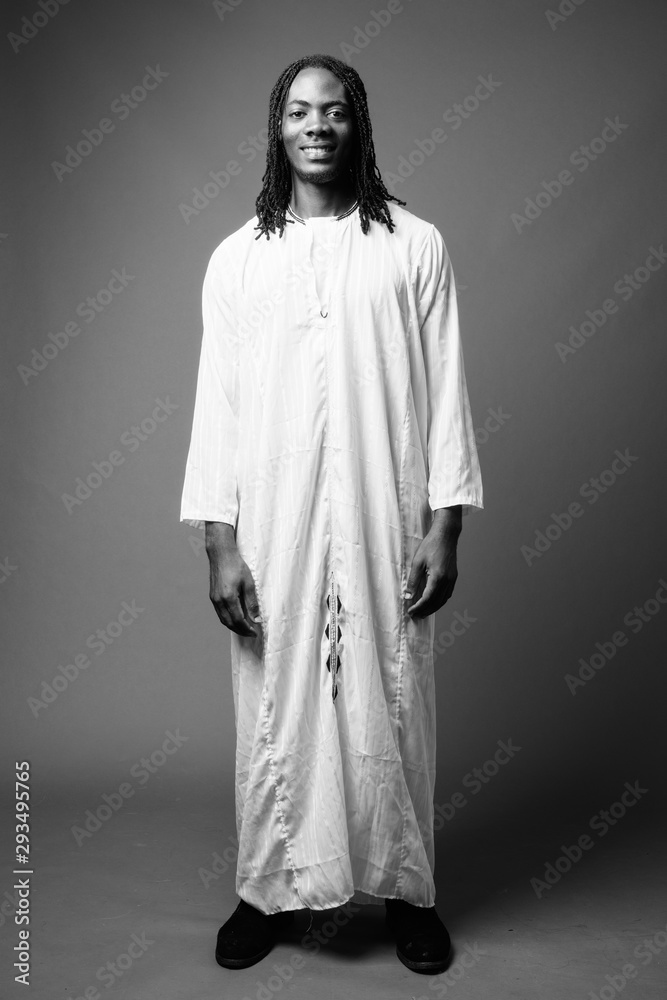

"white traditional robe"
[180, 203, 483, 915]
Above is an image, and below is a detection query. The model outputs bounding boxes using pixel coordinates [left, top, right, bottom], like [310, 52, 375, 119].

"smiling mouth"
[301, 145, 335, 158]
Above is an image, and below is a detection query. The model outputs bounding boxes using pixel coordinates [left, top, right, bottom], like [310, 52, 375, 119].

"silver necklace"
[286, 200, 359, 225]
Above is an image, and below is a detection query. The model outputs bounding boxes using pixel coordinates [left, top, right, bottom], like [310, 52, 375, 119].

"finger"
[408, 573, 427, 609]
[407, 574, 438, 618]
[242, 576, 262, 625]
[224, 595, 257, 637]
[405, 559, 426, 602]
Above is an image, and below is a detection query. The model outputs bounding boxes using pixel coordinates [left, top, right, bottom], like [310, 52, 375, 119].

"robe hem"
[238, 887, 436, 915]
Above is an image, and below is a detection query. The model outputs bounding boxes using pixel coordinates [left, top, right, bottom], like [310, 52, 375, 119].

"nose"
[304, 112, 332, 136]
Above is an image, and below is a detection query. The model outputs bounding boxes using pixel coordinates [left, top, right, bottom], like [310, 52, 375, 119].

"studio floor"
[2, 794, 665, 1000]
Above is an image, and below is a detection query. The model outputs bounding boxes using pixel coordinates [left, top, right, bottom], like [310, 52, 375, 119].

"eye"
[287, 109, 348, 120]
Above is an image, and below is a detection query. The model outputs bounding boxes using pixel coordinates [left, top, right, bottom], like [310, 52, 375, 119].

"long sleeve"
[180, 249, 240, 530]
[413, 225, 483, 515]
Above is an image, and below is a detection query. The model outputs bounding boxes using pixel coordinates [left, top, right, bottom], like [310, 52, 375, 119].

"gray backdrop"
[2, 0, 666, 835]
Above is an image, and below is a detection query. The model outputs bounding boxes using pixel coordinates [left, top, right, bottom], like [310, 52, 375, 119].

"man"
[180, 53, 483, 976]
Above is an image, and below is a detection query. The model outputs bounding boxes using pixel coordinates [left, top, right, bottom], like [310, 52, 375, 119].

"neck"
[289, 176, 356, 219]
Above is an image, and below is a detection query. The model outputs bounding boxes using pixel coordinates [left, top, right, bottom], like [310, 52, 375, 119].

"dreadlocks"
[254, 54, 405, 241]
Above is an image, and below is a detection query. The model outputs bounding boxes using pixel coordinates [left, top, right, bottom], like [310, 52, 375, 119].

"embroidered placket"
[325, 573, 342, 701]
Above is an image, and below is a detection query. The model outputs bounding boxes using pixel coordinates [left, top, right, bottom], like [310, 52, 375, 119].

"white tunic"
[180, 203, 483, 914]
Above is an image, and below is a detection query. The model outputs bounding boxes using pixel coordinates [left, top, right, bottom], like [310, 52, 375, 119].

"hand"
[406, 506, 461, 619]
[205, 523, 261, 638]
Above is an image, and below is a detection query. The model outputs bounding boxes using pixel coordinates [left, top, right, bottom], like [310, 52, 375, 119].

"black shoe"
[385, 898, 452, 974]
[215, 899, 295, 970]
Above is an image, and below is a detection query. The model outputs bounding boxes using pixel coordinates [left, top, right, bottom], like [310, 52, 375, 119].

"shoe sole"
[394, 940, 452, 975]
[215, 940, 274, 970]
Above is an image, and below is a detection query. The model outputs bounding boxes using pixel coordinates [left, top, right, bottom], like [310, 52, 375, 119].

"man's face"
[280, 67, 356, 185]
